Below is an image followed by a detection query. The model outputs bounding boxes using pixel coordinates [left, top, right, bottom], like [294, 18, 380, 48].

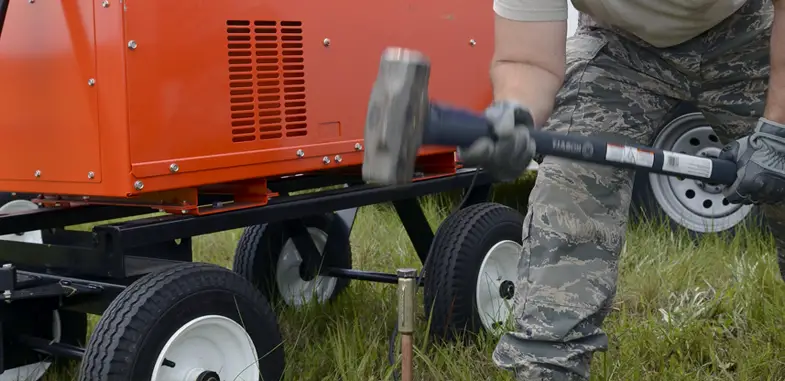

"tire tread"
[424, 202, 523, 341]
[79, 262, 284, 381]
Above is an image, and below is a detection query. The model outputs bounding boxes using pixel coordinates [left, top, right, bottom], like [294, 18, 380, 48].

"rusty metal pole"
[396, 268, 417, 381]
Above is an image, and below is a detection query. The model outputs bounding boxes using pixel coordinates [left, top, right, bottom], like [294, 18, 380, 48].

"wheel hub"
[498, 280, 515, 300]
[476, 240, 521, 334]
[276, 227, 338, 307]
[195, 370, 220, 381]
[693, 147, 724, 194]
[667, 138, 735, 217]
[150, 315, 260, 381]
[298, 262, 317, 282]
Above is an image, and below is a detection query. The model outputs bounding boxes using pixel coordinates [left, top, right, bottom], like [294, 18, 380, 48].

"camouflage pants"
[492, 0, 785, 380]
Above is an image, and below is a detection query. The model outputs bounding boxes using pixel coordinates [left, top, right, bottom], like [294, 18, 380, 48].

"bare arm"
[491, 15, 567, 126]
[765, 0, 785, 123]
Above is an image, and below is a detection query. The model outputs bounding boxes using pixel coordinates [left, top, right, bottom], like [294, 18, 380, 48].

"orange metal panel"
[122, 0, 493, 181]
[0, 1, 102, 184]
[0, 0, 494, 199]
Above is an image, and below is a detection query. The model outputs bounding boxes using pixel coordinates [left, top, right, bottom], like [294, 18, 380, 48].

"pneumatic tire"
[78, 263, 285, 381]
[0, 310, 87, 381]
[423, 202, 524, 342]
[0, 199, 87, 381]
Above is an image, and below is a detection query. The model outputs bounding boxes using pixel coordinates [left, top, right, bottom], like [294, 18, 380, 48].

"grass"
[40, 187, 785, 381]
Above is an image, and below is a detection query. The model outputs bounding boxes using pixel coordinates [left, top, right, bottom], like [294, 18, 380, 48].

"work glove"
[458, 100, 537, 182]
[719, 117, 785, 205]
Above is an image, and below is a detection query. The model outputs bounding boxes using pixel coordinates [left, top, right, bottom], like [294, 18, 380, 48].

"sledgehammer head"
[362, 47, 431, 185]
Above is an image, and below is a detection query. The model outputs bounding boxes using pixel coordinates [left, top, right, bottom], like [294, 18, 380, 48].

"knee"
[525, 157, 631, 253]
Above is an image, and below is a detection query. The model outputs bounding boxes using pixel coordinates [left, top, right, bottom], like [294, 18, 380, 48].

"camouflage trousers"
[492, 0, 785, 380]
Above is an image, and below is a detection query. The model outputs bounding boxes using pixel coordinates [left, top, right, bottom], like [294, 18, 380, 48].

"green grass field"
[43, 193, 785, 381]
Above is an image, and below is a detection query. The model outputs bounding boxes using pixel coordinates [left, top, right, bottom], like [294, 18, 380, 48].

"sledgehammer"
[361, 47, 738, 187]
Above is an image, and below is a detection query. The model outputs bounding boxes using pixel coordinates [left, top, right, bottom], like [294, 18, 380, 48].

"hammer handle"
[424, 103, 737, 185]
[0, 0, 8, 39]
[527, 130, 738, 185]
[424, 105, 498, 149]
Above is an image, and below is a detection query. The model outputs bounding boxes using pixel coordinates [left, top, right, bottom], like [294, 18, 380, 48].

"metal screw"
[469, 39, 477, 46]
[322, 38, 331, 47]
[169, 163, 179, 173]
[87, 171, 95, 179]
[34, 170, 41, 178]
[128, 40, 138, 50]
[322, 156, 330, 164]
[88, 78, 96, 86]
[102, 0, 109, 7]
[354, 143, 363, 151]
[133, 180, 144, 190]
[334, 155, 342, 163]
[296, 149, 304, 157]
[28, 0, 33, 3]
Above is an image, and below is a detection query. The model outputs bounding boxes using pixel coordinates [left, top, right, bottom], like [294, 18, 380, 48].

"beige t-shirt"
[493, 0, 748, 47]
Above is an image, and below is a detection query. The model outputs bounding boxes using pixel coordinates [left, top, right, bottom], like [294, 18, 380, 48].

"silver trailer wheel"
[632, 108, 761, 236]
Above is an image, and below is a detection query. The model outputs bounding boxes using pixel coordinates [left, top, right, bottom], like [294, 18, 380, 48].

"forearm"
[491, 61, 563, 127]
[765, 0, 785, 123]
[489, 14, 567, 127]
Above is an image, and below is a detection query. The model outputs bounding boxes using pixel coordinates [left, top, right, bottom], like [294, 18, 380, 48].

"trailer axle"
[16, 335, 84, 360]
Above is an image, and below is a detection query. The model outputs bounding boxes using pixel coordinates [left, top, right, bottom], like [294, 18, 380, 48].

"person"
[459, 0, 785, 380]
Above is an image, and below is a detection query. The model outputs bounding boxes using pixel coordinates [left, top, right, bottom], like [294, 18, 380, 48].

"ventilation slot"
[227, 20, 308, 142]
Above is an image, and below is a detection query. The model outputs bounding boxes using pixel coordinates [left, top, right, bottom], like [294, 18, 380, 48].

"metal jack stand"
[396, 268, 417, 381]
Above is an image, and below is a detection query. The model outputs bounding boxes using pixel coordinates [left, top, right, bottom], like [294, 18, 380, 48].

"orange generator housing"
[0, 1, 493, 211]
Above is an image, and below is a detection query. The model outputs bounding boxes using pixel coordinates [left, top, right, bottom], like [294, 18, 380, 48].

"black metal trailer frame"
[0, 168, 493, 374]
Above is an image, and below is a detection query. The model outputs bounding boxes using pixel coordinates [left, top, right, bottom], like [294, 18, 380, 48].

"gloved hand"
[719, 117, 785, 205]
[458, 100, 537, 182]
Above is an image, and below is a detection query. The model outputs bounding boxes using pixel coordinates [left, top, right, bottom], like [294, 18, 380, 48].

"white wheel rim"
[476, 240, 521, 335]
[0, 311, 62, 381]
[275, 227, 337, 307]
[0, 200, 42, 244]
[151, 315, 260, 381]
[0, 200, 54, 381]
[648, 113, 753, 233]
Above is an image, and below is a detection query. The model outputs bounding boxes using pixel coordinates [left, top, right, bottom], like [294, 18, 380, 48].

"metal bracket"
[0, 264, 16, 293]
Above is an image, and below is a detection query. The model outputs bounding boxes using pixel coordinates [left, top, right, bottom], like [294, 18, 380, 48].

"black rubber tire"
[423, 202, 524, 342]
[233, 213, 352, 306]
[78, 263, 285, 381]
[0, 192, 35, 204]
[630, 103, 766, 239]
[2, 309, 87, 374]
[51, 310, 89, 371]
